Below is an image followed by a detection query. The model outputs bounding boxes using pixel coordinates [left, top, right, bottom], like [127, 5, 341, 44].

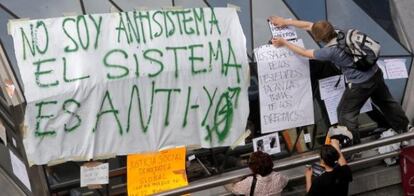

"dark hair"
[249, 151, 274, 176]
[311, 20, 337, 43]
[320, 145, 339, 167]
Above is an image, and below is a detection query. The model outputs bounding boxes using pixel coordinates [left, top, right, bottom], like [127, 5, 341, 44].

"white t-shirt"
[231, 171, 289, 196]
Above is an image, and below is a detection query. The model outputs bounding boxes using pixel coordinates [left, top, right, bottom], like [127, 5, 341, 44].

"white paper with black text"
[255, 40, 314, 133]
[80, 163, 109, 187]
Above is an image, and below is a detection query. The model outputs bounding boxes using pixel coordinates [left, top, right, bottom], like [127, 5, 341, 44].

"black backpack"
[327, 29, 381, 71]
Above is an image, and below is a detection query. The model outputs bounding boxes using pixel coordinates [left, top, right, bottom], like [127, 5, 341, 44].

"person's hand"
[331, 138, 341, 150]
[271, 37, 287, 47]
[305, 167, 313, 179]
[268, 16, 287, 27]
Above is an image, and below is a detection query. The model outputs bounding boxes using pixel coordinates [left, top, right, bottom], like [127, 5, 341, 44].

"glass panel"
[0, 11, 23, 89]
[82, 0, 112, 14]
[204, 0, 228, 7]
[354, 0, 400, 41]
[252, 0, 319, 50]
[228, 0, 253, 55]
[326, 0, 410, 56]
[175, 0, 207, 8]
[1, 0, 81, 19]
[112, 0, 172, 11]
[284, 0, 326, 22]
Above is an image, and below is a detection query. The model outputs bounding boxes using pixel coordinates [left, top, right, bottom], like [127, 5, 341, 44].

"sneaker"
[401, 140, 410, 147]
[408, 124, 414, 132]
[328, 126, 354, 147]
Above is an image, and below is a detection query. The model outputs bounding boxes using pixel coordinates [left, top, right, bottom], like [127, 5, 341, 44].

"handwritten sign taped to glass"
[9, 8, 249, 165]
[127, 147, 187, 196]
[255, 40, 314, 133]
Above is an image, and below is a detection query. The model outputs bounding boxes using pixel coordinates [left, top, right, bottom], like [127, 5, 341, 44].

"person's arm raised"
[331, 139, 347, 166]
[268, 16, 313, 31]
[272, 37, 315, 59]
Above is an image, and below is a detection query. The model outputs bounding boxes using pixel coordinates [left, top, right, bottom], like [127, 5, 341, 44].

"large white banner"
[9, 8, 249, 165]
[255, 40, 314, 133]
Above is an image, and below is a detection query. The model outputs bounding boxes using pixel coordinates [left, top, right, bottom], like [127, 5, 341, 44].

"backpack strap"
[250, 175, 257, 196]
[324, 30, 345, 48]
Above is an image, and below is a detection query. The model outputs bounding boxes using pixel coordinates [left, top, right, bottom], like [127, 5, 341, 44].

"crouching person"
[226, 151, 288, 196]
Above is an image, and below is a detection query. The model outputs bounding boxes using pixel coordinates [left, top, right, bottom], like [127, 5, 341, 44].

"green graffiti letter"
[152, 11, 163, 38]
[35, 21, 49, 54]
[116, 13, 131, 44]
[182, 9, 195, 35]
[193, 8, 207, 36]
[89, 15, 103, 49]
[205, 92, 233, 143]
[188, 44, 206, 75]
[33, 58, 59, 88]
[166, 46, 187, 78]
[125, 12, 140, 44]
[76, 15, 90, 50]
[63, 99, 81, 132]
[127, 82, 155, 133]
[93, 91, 123, 135]
[20, 25, 35, 60]
[35, 100, 57, 137]
[182, 86, 191, 127]
[143, 49, 164, 77]
[62, 18, 79, 52]
[209, 8, 221, 34]
[208, 40, 224, 72]
[103, 49, 129, 79]
[202, 86, 217, 126]
[63, 57, 90, 82]
[155, 88, 181, 126]
[222, 39, 241, 83]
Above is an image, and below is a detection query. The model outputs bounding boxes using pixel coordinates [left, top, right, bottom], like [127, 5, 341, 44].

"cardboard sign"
[127, 147, 187, 196]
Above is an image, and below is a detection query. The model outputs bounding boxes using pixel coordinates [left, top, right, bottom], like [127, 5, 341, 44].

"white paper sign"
[9, 150, 31, 191]
[384, 59, 408, 79]
[80, 163, 109, 187]
[377, 60, 388, 79]
[252, 132, 281, 155]
[255, 40, 314, 133]
[304, 133, 311, 143]
[268, 21, 297, 40]
[0, 121, 6, 145]
[324, 94, 372, 125]
[188, 155, 196, 161]
[10, 8, 250, 165]
[319, 75, 345, 100]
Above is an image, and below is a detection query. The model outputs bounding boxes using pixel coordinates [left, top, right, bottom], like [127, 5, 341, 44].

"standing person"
[226, 151, 288, 196]
[269, 16, 411, 144]
[306, 139, 352, 196]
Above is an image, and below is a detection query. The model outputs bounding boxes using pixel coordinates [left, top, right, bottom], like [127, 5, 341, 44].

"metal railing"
[155, 131, 414, 196]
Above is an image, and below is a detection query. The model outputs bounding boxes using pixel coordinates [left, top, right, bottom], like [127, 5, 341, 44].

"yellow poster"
[127, 147, 188, 196]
